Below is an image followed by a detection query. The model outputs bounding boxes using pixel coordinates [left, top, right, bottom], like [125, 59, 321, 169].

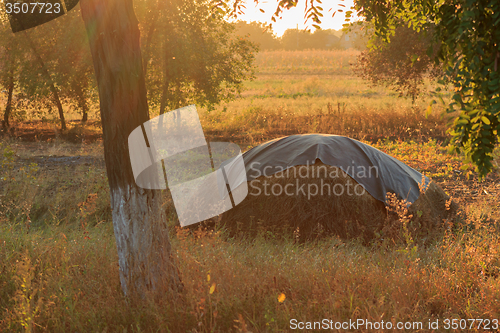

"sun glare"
[229, 0, 362, 37]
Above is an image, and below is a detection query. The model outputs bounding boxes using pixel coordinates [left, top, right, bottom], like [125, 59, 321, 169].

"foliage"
[354, 0, 500, 177]
[1, 0, 256, 123]
[281, 28, 342, 50]
[50, 8, 96, 122]
[0, 8, 26, 125]
[137, 0, 258, 113]
[233, 20, 281, 50]
[340, 21, 369, 51]
[233, 22, 343, 51]
[216, 0, 326, 31]
[0, 4, 95, 124]
[352, 24, 441, 102]
[223, 0, 500, 176]
[280, 28, 310, 50]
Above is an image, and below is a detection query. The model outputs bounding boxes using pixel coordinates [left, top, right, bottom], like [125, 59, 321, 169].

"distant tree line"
[234, 21, 368, 51]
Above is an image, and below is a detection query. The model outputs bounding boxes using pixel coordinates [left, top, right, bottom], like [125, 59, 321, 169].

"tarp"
[221, 134, 429, 204]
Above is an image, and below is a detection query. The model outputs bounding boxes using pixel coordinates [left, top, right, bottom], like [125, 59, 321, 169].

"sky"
[230, 0, 362, 37]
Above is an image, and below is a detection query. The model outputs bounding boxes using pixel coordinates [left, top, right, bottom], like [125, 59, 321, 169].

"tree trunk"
[159, 34, 173, 115]
[159, 81, 170, 115]
[142, 0, 161, 78]
[174, 80, 183, 109]
[73, 82, 89, 122]
[23, 31, 66, 131]
[79, 0, 183, 297]
[81, 103, 88, 122]
[3, 70, 14, 130]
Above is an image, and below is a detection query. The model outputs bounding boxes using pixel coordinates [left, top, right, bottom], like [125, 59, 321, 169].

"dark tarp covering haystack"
[215, 134, 456, 241]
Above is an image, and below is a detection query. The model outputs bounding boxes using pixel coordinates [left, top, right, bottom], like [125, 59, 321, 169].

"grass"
[195, 51, 452, 147]
[1, 207, 500, 332]
[1, 49, 499, 332]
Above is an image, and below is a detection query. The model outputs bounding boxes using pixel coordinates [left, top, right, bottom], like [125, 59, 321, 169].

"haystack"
[192, 134, 456, 242]
[217, 162, 454, 242]
[219, 161, 388, 240]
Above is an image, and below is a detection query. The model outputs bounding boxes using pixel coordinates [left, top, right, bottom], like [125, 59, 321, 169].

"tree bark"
[79, 0, 182, 297]
[73, 82, 89, 122]
[3, 70, 14, 130]
[159, 27, 172, 116]
[23, 31, 66, 131]
[81, 101, 88, 122]
[142, 0, 161, 78]
[159, 80, 170, 115]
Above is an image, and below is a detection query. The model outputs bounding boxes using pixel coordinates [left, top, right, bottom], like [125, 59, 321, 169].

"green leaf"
[481, 116, 491, 125]
[481, 130, 491, 137]
[488, 78, 499, 87]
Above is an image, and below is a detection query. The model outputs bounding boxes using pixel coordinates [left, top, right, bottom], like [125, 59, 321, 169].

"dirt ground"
[0, 120, 103, 144]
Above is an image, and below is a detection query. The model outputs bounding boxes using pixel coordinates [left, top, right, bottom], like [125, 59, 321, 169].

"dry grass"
[0, 139, 498, 332]
[0, 144, 110, 230]
[1, 215, 500, 332]
[198, 49, 451, 148]
[0, 49, 499, 332]
[255, 49, 360, 75]
[202, 102, 448, 148]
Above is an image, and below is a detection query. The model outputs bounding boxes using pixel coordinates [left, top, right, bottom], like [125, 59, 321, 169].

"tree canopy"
[223, 0, 500, 177]
[0, 4, 94, 126]
[353, 24, 441, 103]
[234, 20, 280, 50]
[0, 0, 257, 126]
[355, 0, 500, 177]
[136, 0, 257, 114]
